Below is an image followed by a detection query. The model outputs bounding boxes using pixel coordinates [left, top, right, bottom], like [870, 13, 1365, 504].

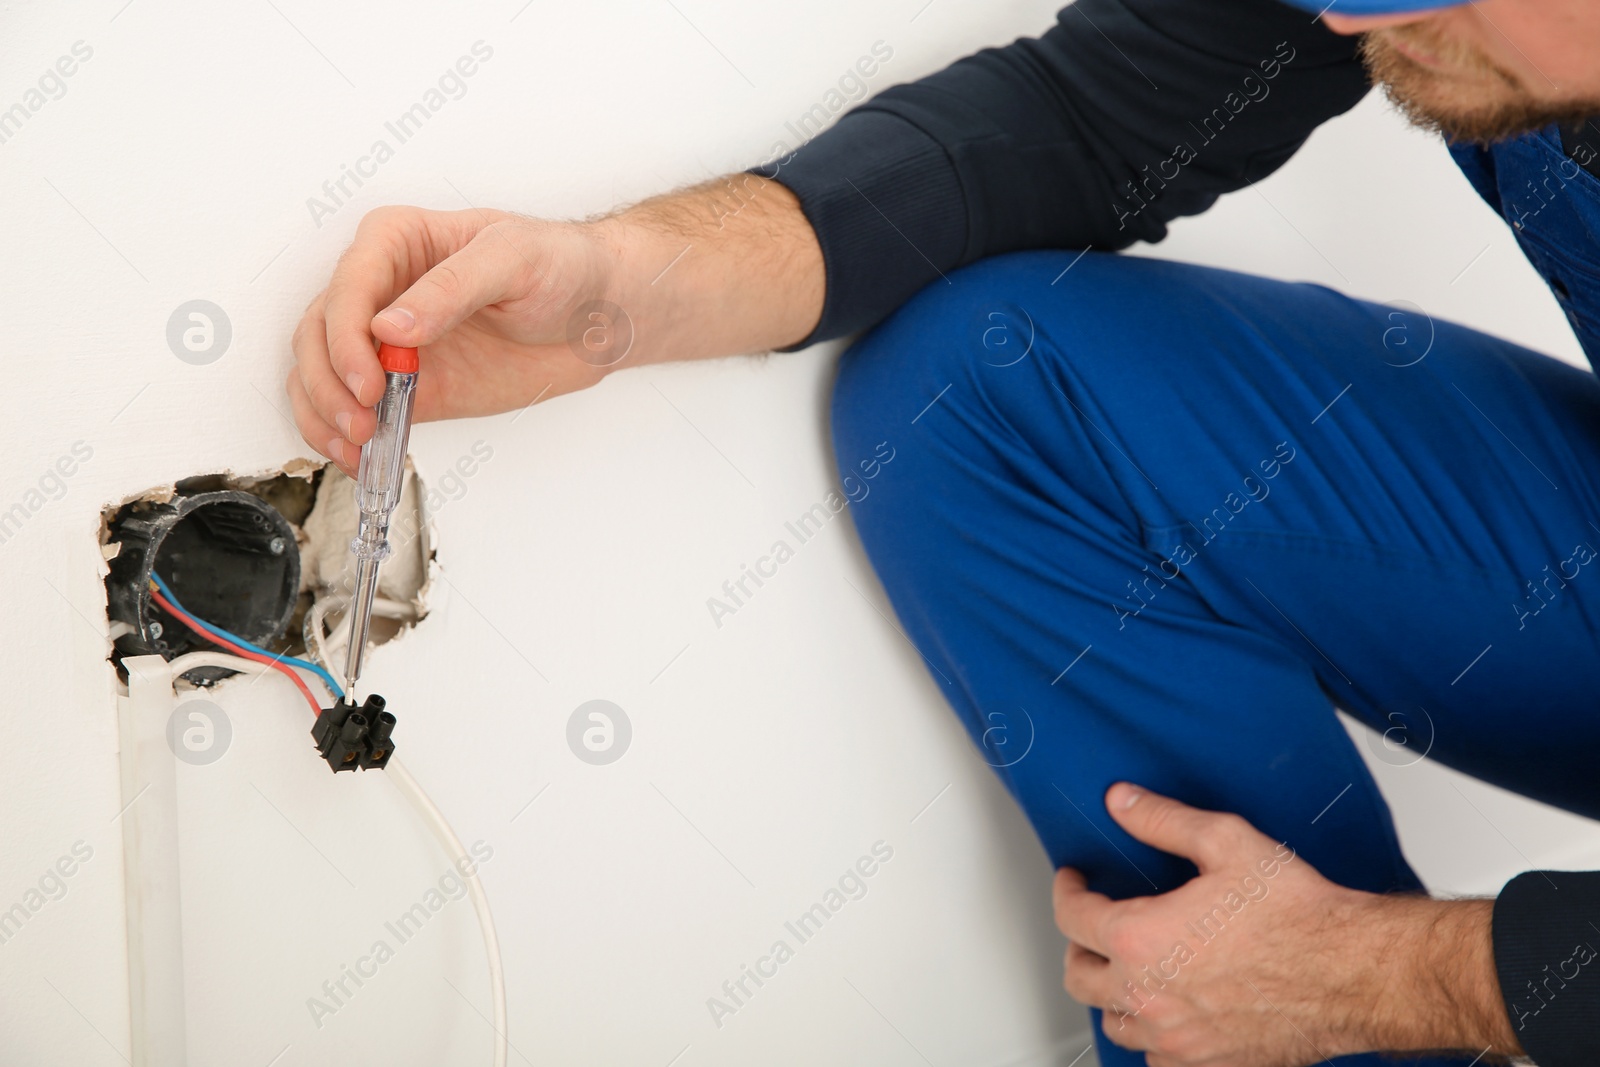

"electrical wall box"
[105, 489, 301, 676]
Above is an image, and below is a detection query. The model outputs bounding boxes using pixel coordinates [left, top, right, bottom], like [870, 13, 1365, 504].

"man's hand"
[1053, 783, 1521, 1067]
[290, 208, 608, 474]
[288, 176, 824, 475]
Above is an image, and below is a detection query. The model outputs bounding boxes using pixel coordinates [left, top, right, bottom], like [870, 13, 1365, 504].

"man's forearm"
[1351, 895, 1522, 1058]
[596, 175, 825, 365]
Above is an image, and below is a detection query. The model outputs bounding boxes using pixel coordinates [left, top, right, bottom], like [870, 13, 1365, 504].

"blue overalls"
[830, 127, 1600, 1067]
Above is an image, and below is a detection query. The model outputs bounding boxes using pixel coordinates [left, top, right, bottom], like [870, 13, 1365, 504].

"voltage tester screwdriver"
[309, 341, 415, 773]
[343, 341, 419, 698]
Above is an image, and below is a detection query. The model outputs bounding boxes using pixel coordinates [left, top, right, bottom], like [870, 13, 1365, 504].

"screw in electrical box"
[310, 694, 396, 772]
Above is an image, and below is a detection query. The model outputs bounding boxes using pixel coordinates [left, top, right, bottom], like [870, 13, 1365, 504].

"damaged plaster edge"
[95, 459, 322, 555]
[410, 455, 437, 630]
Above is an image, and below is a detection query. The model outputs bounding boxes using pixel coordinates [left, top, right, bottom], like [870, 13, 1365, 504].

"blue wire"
[149, 571, 344, 699]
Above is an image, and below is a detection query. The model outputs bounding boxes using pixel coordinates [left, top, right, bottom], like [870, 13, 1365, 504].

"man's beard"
[1361, 26, 1600, 144]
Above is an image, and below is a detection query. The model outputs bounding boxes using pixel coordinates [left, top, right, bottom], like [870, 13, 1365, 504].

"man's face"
[1323, 2, 1600, 143]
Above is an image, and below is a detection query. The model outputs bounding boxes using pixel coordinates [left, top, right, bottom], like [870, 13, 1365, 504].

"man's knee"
[830, 249, 1173, 487]
[835, 251, 1064, 465]
[830, 248, 1202, 432]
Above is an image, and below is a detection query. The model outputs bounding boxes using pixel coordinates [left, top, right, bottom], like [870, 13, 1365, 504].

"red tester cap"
[377, 343, 419, 374]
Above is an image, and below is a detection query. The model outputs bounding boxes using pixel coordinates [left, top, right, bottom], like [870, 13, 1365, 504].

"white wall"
[1, 1, 1596, 1066]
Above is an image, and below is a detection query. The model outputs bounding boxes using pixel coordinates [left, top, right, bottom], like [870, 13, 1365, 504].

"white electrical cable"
[386, 758, 509, 1067]
[159, 652, 508, 1067]
[165, 651, 272, 680]
[305, 594, 418, 676]
[306, 598, 340, 677]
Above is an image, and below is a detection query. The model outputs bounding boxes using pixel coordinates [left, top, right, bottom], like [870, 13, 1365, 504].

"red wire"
[148, 587, 322, 715]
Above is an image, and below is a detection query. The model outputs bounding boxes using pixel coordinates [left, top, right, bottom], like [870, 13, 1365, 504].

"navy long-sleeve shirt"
[764, 0, 1600, 1060]
[771, 0, 1369, 345]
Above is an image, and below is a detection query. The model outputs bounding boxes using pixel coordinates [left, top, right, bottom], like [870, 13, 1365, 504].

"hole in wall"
[102, 460, 432, 686]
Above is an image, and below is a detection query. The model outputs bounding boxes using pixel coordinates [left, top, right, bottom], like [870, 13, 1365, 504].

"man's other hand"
[1053, 783, 1519, 1066]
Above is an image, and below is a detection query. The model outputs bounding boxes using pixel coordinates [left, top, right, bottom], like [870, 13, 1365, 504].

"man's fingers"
[1062, 938, 1113, 1005]
[320, 215, 416, 406]
[370, 224, 536, 353]
[290, 296, 373, 448]
[323, 283, 389, 409]
[1069, 948, 1150, 1054]
[1053, 867, 1118, 955]
[1105, 783, 1267, 872]
[320, 205, 478, 406]
[1101, 1011, 1150, 1053]
[287, 367, 356, 476]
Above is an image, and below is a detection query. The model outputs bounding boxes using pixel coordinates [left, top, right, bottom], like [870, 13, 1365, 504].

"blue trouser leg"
[830, 250, 1600, 1067]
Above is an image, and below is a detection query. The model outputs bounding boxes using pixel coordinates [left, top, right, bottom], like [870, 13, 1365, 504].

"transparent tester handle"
[353, 370, 418, 550]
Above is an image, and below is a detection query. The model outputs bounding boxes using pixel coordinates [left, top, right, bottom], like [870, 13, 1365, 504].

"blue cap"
[1280, 0, 1463, 13]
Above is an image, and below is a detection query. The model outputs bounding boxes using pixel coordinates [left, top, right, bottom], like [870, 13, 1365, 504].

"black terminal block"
[311, 694, 396, 772]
